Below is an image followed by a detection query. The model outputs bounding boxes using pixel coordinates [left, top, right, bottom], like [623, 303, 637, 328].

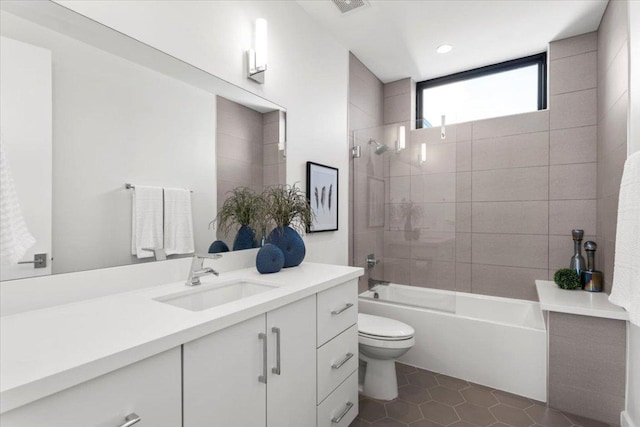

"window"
[416, 53, 547, 128]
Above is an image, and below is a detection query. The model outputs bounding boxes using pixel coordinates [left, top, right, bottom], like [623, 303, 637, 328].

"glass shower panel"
[351, 120, 459, 313]
[351, 125, 386, 293]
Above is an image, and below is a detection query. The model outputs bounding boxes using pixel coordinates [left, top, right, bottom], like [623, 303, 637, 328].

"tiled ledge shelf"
[535, 280, 629, 320]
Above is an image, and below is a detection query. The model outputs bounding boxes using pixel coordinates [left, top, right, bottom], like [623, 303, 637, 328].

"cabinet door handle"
[331, 401, 354, 423]
[331, 303, 353, 315]
[258, 332, 267, 384]
[118, 413, 141, 427]
[271, 327, 281, 375]
[331, 352, 354, 370]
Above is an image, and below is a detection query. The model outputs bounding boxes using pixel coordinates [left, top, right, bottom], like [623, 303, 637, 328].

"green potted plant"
[553, 268, 581, 290]
[264, 184, 313, 267]
[213, 187, 262, 251]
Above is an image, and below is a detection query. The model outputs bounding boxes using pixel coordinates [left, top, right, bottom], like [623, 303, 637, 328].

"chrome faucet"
[186, 253, 222, 286]
[365, 253, 380, 270]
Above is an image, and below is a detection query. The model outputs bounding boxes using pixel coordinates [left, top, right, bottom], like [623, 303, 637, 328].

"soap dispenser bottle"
[570, 229, 587, 282]
[582, 241, 603, 292]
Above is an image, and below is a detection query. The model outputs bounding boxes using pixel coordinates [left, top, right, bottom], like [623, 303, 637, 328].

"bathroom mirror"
[0, 0, 286, 279]
[215, 96, 287, 250]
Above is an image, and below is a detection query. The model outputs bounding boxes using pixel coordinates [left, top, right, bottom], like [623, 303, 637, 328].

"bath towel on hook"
[609, 151, 640, 326]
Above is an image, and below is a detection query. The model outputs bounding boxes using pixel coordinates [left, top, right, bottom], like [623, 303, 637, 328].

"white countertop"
[0, 262, 363, 413]
[535, 280, 629, 321]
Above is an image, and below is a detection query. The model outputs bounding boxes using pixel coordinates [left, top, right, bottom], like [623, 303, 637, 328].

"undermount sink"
[155, 280, 279, 312]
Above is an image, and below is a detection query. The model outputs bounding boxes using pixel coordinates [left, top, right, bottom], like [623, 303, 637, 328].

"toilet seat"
[359, 333, 416, 349]
[358, 313, 414, 340]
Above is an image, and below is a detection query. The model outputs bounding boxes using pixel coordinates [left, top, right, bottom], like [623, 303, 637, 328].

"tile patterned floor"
[349, 363, 619, 427]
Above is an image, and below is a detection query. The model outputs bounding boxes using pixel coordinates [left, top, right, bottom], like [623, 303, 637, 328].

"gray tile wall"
[349, 53, 385, 293]
[548, 312, 626, 424]
[596, 0, 629, 292]
[376, 32, 599, 301]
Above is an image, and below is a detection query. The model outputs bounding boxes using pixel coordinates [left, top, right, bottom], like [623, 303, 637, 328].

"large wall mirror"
[0, 1, 286, 280]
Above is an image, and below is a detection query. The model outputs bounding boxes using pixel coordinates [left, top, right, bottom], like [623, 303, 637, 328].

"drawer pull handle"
[331, 401, 354, 423]
[259, 332, 267, 384]
[331, 352, 354, 369]
[118, 413, 141, 427]
[272, 327, 281, 375]
[331, 303, 353, 315]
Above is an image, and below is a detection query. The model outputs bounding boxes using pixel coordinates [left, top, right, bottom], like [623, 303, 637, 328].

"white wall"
[55, 0, 350, 266]
[625, 4, 639, 427]
[630, 0, 640, 156]
[1, 12, 217, 274]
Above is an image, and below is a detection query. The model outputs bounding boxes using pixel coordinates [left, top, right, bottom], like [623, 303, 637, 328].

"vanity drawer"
[317, 279, 358, 346]
[317, 324, 358, 403]
[0, 348, 181, 427]
[317, 370, 358, 427]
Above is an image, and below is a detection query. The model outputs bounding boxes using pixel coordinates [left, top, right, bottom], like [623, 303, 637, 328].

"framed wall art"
[306, 162, 338, 232]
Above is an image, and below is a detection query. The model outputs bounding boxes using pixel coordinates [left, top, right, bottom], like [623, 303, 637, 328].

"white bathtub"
[359, 284, 547, 401]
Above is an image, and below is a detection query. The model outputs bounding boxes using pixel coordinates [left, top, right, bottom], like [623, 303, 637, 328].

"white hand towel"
[131, 185, 163, 259]
[0, 140, 36, 265]
[163, 187, 194, 256]
[609, 150, 640, 326]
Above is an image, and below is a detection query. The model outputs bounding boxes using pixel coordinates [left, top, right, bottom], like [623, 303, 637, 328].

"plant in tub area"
[213, 187, 262, 251]
[264, 184, 313, 268]
[554, 268, 581, 290]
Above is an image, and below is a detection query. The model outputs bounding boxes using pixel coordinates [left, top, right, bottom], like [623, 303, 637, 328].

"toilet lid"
[358, 313, 414, 339]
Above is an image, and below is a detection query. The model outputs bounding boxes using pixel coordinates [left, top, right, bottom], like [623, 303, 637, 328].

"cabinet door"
[0, 348, 181, 427]
[267, 295, 316, 427]
[183, 314, 266, 427]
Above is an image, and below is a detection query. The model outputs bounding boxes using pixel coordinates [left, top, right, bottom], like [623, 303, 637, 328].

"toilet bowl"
[358, 313, 415, 400]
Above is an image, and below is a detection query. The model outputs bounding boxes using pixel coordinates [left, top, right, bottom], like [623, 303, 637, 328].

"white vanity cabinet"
[316, 280, 359, 427]
[0, 348, 182, 427]
[183, 295, 317, 427]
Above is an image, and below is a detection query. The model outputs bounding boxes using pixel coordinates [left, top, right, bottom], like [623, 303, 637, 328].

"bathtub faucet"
[368, 278, 390, 290]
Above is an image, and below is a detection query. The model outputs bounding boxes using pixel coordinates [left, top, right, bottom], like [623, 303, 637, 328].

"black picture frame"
[306, 162, 338, 232]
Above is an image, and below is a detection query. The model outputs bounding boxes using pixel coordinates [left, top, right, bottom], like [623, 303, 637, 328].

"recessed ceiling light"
[436, 44, 453, 54]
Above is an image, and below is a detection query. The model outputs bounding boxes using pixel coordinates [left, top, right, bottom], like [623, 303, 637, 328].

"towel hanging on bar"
[125, 183, 193, 193]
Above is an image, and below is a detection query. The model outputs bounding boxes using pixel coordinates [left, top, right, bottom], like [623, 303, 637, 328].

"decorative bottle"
[569, 229, 587, 283]
[582, 241, 603, 292]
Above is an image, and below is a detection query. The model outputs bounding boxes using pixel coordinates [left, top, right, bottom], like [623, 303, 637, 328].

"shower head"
[368, 138, 389, 155]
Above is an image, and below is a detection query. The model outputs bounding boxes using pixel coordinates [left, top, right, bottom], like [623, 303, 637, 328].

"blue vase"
[256, 244, 285, 274]
[208, 240, 229, 253]
[267, 226, 305, 268]
[233, 225, 258, 251]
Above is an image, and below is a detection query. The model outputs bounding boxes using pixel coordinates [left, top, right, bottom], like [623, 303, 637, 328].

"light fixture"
[436, 44, 453, 54]
[441, 114, 446, 140]
[420, 142, 427, 164]
[247, 18, 267, 83]
[396, 125, 406, 153]
[278, 110, 286, 157]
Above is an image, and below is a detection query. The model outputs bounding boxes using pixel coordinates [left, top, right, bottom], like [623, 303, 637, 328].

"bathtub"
[359, 284, 547, 401]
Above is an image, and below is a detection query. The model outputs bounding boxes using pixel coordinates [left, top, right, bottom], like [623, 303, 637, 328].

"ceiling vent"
[331, 0, 370, 15]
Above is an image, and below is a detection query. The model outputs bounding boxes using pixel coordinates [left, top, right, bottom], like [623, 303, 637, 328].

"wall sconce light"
[247, 18, 267, 84]
[440, 114, 446, 140]
[278, 110, 286, 158]
[420, 142, 427, 164]
[396, 125, 406, 153]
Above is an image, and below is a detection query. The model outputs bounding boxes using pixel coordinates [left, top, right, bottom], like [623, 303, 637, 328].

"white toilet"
[358, 313, 415, 400]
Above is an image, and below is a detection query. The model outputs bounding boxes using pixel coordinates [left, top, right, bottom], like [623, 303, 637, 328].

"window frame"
[415, 52, 547, 128]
